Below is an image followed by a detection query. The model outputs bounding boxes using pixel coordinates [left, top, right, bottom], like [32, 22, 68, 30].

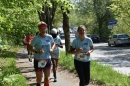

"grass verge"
[0, 46, 28, 86]
[59, 51, 130, 86]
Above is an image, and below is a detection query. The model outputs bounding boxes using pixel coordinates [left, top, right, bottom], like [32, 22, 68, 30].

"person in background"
[70, 25, 94, 86]
[28, 21, 55, 86]
[26, 33, 33, 62]
[50, 28, 63, 82]
[22, 34, 26, 48]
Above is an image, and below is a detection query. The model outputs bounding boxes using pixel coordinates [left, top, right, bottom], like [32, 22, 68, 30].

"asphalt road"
[61, 35, 130, 76]
[92, 43, 130, 76]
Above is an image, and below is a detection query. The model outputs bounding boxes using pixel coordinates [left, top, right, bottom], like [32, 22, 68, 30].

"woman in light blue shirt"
[71, 25, 94, 86]
[28, 21, 55, 86]
[50, 28, 63, 82]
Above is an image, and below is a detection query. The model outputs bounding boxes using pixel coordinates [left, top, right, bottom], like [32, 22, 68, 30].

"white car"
[108, 34, 130, 46]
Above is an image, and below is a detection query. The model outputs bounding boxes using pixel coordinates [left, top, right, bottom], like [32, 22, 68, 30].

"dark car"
[59, 32, 65, 39]
[86, 34, 91, 38]
[87, 34, 100, 43]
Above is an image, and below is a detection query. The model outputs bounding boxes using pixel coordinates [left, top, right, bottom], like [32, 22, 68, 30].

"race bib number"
[77, 53, 86, 60]
[38, 60, 47, 68]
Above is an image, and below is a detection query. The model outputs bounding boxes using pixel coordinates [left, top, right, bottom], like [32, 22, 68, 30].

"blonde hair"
[77, 25, 86, 32]
[38, 21, 47, 29]
[38, 21, 47, 26]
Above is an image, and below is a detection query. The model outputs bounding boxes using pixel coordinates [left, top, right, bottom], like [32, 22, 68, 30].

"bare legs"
[51, 58, 58, 82]
[35, 69, 51, 86]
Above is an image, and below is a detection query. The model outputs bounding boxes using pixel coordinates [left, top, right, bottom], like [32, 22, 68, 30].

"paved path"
[16, 47, 97, 86]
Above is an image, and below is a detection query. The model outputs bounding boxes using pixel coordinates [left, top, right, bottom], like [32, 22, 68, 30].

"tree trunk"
[38, 3, 57, 33]
[63, 12, 70, 54]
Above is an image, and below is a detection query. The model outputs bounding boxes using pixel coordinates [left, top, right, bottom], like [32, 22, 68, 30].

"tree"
[108, 0, 130, 34]
[0, 0, 42, 44]
[93, 0, 114, 41]
[38, 0, 74, 54]
[75, 0, 114, 41]
[60, 1, 75, 54]
[37, 0, 58, 32]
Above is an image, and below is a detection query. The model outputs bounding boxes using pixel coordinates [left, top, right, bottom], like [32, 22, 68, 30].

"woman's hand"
[50, 49, 53, 54]
[84, 51, 90, 56]
[77, 47, 83, 53]
[37, 49, 44, 54]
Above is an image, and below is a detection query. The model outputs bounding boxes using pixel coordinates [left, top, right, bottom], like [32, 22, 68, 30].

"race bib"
[38, 60, 47, 68]
[77, 53, 86, 60]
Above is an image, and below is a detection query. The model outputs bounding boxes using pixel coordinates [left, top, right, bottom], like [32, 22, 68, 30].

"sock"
[44, 83, 49, 86]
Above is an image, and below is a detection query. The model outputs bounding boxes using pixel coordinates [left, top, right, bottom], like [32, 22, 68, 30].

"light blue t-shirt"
[72, 36, 93, 62]
[53, 36, 61, 54]
[30, 34, 54, 60]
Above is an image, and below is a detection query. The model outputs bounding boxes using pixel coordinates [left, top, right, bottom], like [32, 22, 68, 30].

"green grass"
[59, 51, 130, 86]
[0, 46, 28, 86]
[1, 48, 130, 86]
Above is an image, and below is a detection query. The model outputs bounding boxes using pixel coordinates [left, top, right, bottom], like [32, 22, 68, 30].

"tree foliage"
[109, 0, 130, 35]
[0, 0, 41, 45]
[73, 0, 115, 41]
[0, 0, 75, 54]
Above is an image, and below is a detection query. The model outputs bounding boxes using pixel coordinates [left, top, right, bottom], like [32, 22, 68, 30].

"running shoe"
[54, 78, 57, 82]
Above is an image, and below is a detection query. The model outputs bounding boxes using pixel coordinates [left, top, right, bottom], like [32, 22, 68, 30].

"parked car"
[86, 34, 91, 38]
[86, 34, 100, 43]
[59, 32, 65, 39]
[108, 34, 130, 46]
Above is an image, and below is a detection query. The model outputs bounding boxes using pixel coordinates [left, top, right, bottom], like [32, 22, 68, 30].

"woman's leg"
[51, 58, 58, 82]
[43, 59, 51, 86]
[51, 58, 58, 72]
[51, 58, 56, 73]
[74, 59, 85, 86]
[52, 58, 58, 82]
[27, 46, 32, 62]
[34, 60, 42, 86]
[55, 59, 58, 71]
[43, 69, 51, 86]
[35, 71, 43, 84]
[83, 61, 90, 85]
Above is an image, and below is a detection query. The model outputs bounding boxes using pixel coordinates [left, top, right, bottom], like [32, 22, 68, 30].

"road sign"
[108, 20, 117, 25]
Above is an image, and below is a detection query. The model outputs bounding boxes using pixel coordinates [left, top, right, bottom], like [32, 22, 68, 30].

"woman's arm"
[50, 42, 55, 53]
[28, 45, 43, 54]
[28, 45, 35, 53]
[85, 45, 94, 56]
[57, 42, 63, 48]
[70, 46, 83, 54]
